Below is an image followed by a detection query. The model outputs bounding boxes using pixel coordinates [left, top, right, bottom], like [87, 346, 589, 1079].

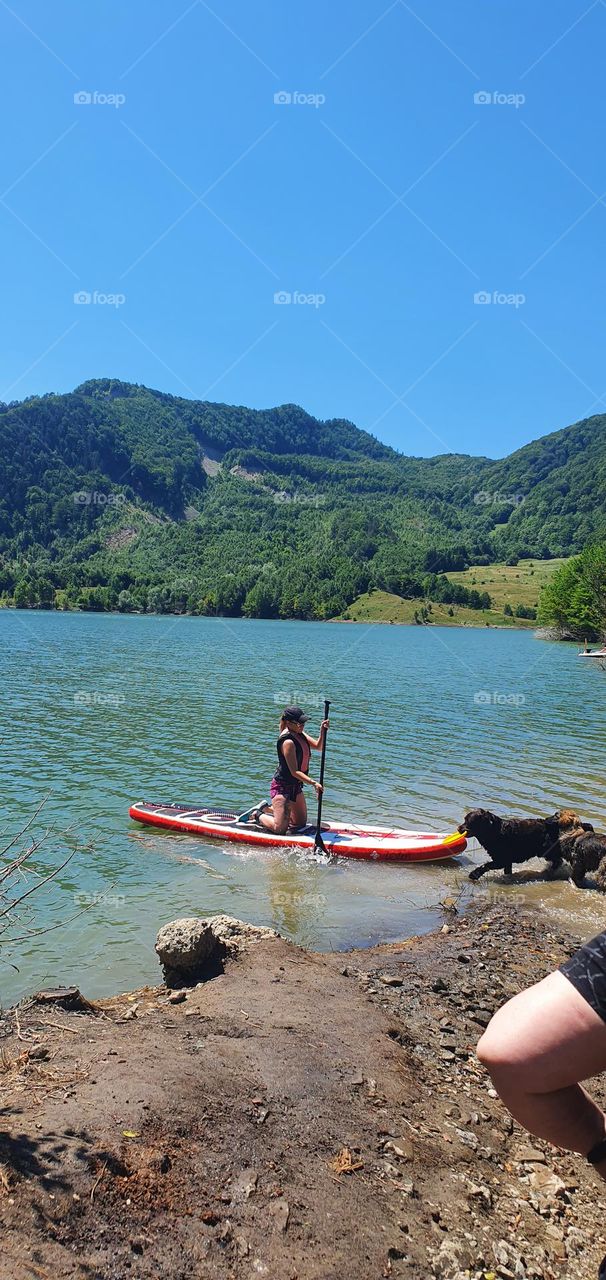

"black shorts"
[561, 930, 606, 1023]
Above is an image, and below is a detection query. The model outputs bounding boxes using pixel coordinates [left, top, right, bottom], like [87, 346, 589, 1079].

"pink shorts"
[270, 778, 303, 802]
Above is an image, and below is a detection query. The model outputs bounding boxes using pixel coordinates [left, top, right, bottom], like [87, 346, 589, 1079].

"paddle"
[313, 699, 331, 854]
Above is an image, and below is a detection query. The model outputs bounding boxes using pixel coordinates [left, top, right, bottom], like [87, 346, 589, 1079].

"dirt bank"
[1, 903, 605, 1280]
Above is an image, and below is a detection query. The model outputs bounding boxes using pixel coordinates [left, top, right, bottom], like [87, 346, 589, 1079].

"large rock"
[155, 917, 215, 969]
[209, 915, 277, 952]
[155, 915, 277, 987]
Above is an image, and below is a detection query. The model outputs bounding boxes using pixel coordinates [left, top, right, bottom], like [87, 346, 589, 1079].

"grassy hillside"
[448, 558, 567, 609]
[344, 559, 569, 628]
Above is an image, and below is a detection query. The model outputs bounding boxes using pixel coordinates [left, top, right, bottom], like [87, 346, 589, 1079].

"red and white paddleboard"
[129, 801, 467, 863]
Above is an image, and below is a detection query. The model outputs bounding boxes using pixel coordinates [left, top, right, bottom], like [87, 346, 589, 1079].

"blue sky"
[1, 0, 605, 459]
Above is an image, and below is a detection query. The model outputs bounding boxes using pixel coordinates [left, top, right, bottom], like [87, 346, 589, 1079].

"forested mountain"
[0, 378, 604, 619]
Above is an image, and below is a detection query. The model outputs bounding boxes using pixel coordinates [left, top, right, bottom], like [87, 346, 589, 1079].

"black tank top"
[274, 731, 306, 785]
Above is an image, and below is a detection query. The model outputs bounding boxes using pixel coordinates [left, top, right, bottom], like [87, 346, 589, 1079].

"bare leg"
[258, 795, 290, 834]
[477, 971, 606, 1180]
[288, 791, 308, 831]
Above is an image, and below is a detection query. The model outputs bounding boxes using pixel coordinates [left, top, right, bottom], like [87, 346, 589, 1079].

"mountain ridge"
[0, 379, 604, 618]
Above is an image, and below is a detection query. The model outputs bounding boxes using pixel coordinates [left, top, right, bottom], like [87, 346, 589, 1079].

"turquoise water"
[2, 611, 606, 1005]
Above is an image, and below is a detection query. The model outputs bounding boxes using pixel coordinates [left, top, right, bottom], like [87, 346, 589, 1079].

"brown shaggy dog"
[458, 808, 591, 882]
[564, 829, 606, 889]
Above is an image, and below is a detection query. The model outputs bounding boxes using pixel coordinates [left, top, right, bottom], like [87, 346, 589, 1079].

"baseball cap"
[282, 705, 309, 723]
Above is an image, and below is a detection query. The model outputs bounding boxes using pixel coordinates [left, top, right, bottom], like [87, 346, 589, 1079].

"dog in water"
[459, 808, 591, 882]
[564, 828, 606, 890]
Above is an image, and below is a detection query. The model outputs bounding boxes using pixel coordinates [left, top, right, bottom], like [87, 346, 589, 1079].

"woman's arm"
[305, 719, 330, 751]
[283, 740, 322, 791]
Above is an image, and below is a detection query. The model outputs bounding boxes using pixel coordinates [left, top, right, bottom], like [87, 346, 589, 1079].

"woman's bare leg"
[258, 795, 290, 834]
[288, 792, 308, 831]
[477, 971, 606, 1179]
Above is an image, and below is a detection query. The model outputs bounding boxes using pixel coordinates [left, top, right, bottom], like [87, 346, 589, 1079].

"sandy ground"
[1, 902, 605, 1280]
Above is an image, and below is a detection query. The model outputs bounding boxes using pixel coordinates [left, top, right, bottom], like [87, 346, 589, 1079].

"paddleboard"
[129, 801, 467, 863]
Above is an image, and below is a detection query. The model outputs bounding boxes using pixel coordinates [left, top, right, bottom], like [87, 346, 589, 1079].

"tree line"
[538, 544, 606, 640]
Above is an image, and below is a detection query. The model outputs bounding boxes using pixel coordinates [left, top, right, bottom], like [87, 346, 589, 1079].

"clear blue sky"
[2, 0, 605, 458]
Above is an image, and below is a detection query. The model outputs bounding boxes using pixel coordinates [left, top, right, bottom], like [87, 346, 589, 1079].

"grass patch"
[342, 558, 570, 628]
[448, 557, 568, 610]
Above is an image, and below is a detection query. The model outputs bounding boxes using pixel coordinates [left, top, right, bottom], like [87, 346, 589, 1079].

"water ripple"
[2, 613, 605, 1003]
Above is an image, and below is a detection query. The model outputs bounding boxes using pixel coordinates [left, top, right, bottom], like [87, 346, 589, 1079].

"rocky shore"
[1, 903, 605, 1280]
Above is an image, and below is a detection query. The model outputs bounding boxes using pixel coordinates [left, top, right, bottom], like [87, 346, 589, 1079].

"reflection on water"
[1, 611, 605, 1003]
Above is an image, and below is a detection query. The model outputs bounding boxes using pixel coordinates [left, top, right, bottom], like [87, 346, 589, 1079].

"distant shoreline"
[2, 605, 588, 641]
[1, 603, 533, 631]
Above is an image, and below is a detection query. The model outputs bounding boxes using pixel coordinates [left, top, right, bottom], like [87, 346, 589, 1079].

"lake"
[2, 611, 606, 1006]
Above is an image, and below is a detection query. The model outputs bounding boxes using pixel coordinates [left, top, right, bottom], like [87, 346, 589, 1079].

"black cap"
[282, 705, 309, 723]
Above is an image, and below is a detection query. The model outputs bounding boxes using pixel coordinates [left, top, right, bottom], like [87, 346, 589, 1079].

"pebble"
[230, 1169, 258, 1203]
[528, 1167, 566, 1197]
[517, 1145, 546, 1164]
[268, 1198, 289, 1233]
[455, 1128, 479, 1150]
[466, 1182, 492, 1209]
[168, 990, 187, 1004]
[383, 1140, 413, 1161]
[380, 974, 403, 987]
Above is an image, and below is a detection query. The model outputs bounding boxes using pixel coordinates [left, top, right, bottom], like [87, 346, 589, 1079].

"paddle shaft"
[314, 699, 331, 850]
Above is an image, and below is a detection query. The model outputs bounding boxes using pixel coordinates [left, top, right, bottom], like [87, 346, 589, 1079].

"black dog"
[459, 808, 590, 882]
[564, 829, 606, 890]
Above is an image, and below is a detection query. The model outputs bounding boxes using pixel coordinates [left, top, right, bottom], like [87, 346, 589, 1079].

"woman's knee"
[476, 996, 531, 1083]
[477, 1016, 513, 1074]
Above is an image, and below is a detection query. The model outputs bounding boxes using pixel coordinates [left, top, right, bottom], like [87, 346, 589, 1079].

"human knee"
[476, 1020, 507, 1071]
[476, 1012, 520, 1080]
